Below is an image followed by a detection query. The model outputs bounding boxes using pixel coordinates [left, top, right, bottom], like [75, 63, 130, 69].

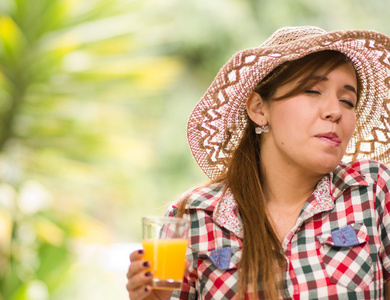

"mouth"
[315, 132, 342, 147]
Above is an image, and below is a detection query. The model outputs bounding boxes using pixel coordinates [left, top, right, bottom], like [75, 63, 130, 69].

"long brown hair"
[180, 50, 361, 299]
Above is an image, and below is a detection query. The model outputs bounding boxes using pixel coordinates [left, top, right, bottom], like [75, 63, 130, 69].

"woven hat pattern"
[187, 26, 390, 179]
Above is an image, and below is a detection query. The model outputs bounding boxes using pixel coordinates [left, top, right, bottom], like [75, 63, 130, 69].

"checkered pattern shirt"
[166, 159, 390, 299]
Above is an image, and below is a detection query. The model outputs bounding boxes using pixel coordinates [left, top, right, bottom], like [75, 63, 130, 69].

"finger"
[127, 283, 152, 300]
[128, 270, 153, 288]
[130, 249, 145, 262]
[127, 268, 153, 290]
[128, 249, 148, 279]
[127, 260, 151, 279]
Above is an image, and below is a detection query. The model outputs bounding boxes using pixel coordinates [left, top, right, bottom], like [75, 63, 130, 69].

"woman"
[127, 26, 390, 299]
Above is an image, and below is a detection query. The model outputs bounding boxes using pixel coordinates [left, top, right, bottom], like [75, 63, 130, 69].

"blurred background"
[0, 0, 389, 299]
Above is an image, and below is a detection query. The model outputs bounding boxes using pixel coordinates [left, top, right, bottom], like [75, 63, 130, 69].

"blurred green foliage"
[0, 0, 390, 299]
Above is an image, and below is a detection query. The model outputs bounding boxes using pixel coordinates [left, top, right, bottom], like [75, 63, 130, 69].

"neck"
[260, 156, 325, 206]
[260, 156, 326, 242]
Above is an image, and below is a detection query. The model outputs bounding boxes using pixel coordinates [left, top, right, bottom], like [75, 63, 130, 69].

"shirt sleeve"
[377, 163, 390, 281]
[170, 274, 198, 300]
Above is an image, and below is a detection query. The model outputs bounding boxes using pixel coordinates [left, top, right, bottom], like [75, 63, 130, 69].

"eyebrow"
[343, 84, 357, 95]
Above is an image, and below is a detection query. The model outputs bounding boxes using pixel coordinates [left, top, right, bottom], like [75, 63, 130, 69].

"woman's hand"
[126, 249, 173, 300]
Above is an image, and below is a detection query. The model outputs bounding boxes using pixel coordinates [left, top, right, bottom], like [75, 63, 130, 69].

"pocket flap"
[317, 223, 368, 247]
[198, 246, 240, 270]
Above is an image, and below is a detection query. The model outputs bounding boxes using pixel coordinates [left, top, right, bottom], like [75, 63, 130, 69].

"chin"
[315, 159, 342, 174]
[306, 153, 342, 174]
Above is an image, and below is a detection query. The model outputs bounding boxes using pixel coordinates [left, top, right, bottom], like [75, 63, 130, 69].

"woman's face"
[260, 62, 358, 176]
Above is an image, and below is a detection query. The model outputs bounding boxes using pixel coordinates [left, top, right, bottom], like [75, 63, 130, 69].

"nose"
[320, 97, 342, 123]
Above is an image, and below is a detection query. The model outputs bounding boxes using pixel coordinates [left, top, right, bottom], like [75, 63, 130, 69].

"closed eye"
[340, 99, 355, 108]
[305, 90, 320, 95]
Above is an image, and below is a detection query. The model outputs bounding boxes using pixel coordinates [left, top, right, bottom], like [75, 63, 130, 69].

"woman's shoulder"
[172, 181, 227, 212]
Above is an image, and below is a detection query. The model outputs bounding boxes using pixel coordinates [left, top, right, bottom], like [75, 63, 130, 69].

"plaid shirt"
[167, 159, 390, 299]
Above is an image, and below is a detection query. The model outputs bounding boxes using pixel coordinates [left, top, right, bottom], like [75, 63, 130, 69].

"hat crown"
[261, 26, 328, 47]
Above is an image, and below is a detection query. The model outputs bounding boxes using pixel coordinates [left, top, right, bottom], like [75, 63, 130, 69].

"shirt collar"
[213, 188, 244, 239]
[204, 162, 369, 240]
[330, 161, 369, 199]
[296, 163, 369, 221]
[177, 182, 244, 239]
[213, 176, 336, 239]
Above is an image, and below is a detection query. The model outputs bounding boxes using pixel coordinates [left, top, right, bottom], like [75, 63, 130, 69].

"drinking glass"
[142, 216, 190, 290]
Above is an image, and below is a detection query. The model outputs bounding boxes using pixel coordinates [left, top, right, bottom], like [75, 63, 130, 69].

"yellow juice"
[142, 239, 188, 281]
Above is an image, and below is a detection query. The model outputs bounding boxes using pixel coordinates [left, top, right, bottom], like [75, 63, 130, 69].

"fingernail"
[144, 287, 149, 292]
[138, 249, 144, 255]
[143, 261, 150, 268]
[145, 271, 152, 277]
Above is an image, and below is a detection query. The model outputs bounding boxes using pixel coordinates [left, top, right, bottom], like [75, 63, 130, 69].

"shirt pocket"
[196, 246, 241, 299]
[317, 223, 374, 292]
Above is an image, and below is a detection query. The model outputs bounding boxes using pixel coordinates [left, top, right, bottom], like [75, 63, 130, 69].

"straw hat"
[187, 26, 390, 179]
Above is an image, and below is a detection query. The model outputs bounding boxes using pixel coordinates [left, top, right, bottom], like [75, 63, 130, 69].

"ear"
[246, 92, 269, 126]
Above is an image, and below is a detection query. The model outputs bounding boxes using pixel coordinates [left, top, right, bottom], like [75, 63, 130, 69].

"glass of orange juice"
[142, 216, 190, 290]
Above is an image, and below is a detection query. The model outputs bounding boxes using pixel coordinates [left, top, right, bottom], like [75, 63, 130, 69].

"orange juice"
[142, 238, 188, 286]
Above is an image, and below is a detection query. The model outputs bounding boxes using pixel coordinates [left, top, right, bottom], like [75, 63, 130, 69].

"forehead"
[309, 62, 357, 84]
[297, 61, 357, 86]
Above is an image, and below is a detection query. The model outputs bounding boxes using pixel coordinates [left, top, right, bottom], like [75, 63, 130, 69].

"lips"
[315, 132, 342, 147]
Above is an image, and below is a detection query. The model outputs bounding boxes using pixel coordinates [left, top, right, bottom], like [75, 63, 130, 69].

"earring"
[255, 125, 269, 134]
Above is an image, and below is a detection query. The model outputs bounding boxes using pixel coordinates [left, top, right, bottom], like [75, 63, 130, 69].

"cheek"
[345, 114, 357, 138]
[277, 106, 310, 133]
[270, 103, 301, 125]
[269, 109, 306, 145]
